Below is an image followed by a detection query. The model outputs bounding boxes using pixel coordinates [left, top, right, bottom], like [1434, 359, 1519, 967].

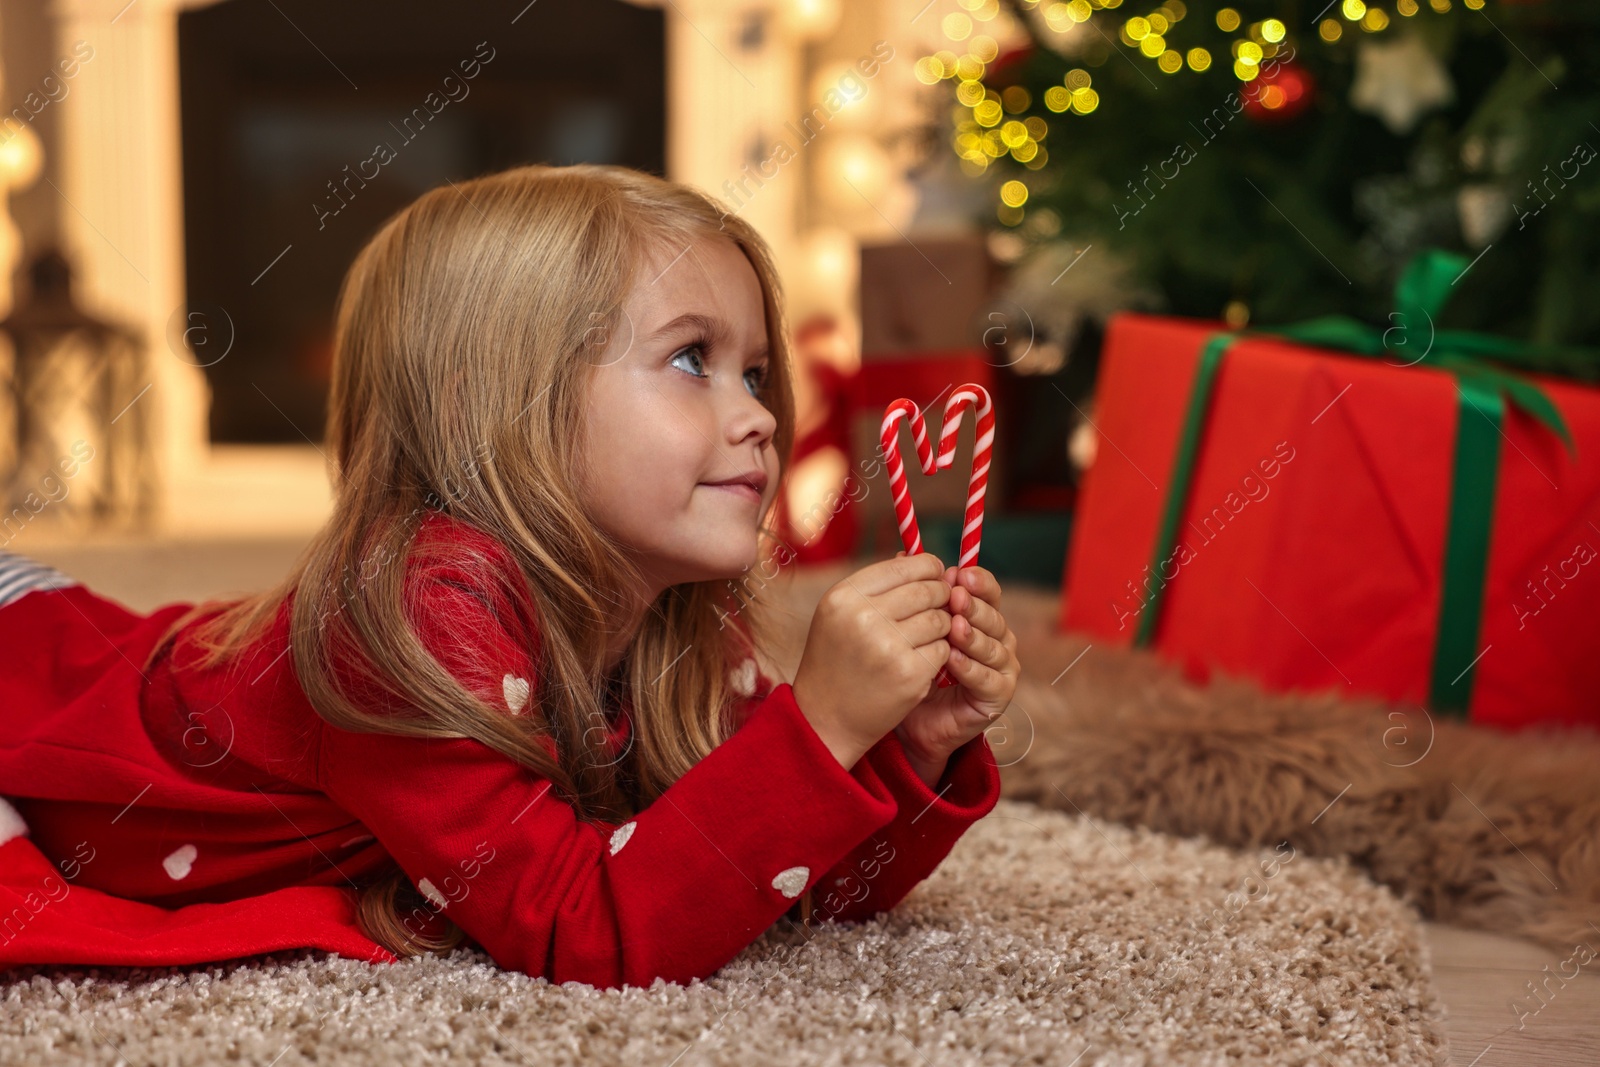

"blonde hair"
[144, 163, 797, 958]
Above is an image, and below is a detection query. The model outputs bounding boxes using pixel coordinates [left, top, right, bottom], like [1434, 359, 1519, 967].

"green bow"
[1132, 249, 1583, 717]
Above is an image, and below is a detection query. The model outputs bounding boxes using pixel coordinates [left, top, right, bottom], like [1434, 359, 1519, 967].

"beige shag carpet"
[23, 562, 1574, 1065]
[1, 798, 1447, 1066]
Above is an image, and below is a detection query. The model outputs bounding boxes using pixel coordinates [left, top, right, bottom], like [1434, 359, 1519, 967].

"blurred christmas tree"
[925, 0, 1600, 352]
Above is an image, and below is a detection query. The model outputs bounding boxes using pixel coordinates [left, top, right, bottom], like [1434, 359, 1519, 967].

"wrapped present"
[1060, 251, 1600, 730]
[859, 235, 998, 355]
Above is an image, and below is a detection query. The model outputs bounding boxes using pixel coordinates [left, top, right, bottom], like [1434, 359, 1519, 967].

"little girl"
[0, 164, 1019, 989]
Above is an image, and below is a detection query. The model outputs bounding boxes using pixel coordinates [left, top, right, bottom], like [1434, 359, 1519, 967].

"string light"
[928, 0, 1505, 190]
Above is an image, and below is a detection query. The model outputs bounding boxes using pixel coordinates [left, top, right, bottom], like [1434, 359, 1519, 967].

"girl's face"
[581, 234, 781, 592]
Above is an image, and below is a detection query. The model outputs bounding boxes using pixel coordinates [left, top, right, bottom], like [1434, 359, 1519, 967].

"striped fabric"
[0, 551, 79, 610]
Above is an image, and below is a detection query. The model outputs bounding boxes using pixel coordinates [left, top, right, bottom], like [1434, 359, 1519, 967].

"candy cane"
[880, 383, 995, 687]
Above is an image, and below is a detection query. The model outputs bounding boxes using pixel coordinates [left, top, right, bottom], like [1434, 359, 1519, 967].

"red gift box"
[1059, 312, 1600, 731]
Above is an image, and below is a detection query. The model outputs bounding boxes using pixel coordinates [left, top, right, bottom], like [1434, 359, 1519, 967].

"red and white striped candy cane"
[880, 382, 995, 687]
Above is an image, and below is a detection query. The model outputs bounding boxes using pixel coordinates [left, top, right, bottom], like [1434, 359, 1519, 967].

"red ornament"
[988, 44, 1034, 86]
[1240, 59, 1315, 122]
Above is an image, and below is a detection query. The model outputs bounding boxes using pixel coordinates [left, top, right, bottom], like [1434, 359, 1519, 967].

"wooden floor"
[1425, 923, 1600, 1066]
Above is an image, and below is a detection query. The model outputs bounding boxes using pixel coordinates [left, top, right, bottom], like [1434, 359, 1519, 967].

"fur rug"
[762, 565, 1600, 956]
[1, 799, 1448, 1065]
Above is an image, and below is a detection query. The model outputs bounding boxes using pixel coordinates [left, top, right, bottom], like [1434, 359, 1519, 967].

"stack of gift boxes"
[842, 234, 1074, 588]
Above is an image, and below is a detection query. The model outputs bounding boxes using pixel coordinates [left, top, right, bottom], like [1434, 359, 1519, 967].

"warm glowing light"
[1362, 7, 1389, 30]
[1000, 180, 1029, 207]
[1233, 59, 1259, 81]
[1215, 7, 1240, 31]
[943, 12, 973, 39]
[971, 35, 1000, 62]
[784, 0, 842, 40]
[1158, 50, 1183, 73]
[1065, 68, 1093, 90]
[1319, 17, 1343, 40]
[1044, 85, 1072, 111]
[1139, 33, 1165, 57]
[1125, 16, 1150, 39]
[1187, 47, 1211, 71]
[1342, 0, 1366, 19]
[1260, 18, 1285, 43]
[974, 99, 1003, 125]
[1070, 86, 1099, 113]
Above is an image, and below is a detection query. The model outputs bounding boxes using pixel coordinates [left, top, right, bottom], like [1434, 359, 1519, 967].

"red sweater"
[0, 511, 1000, 987]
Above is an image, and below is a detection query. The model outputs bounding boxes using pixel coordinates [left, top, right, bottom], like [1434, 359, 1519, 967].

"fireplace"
[176, 0, 665, 444]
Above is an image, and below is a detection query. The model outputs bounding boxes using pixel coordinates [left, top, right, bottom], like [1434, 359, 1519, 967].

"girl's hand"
[791, 551, 955, 770]
[893, 556, 1019, 780]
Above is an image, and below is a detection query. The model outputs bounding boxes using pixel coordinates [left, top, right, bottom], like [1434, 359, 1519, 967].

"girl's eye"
[669, 343, 770, 400]
[669, 343, 708, 377]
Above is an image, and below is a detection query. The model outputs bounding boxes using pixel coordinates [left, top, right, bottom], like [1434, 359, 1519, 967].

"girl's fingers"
[958, 565, 1002, 607]
[951, 592, 1009, 650]
[949, 614, 1011, 672]
[947, 646, 1006, 703]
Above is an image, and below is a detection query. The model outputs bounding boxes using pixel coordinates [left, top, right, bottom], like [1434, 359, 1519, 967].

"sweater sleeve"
[790, 710, 1001, 927]
[315, 572, 900, 990]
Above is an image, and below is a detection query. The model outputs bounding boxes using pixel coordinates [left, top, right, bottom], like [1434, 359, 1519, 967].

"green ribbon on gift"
[1131, 249, 1582, 717]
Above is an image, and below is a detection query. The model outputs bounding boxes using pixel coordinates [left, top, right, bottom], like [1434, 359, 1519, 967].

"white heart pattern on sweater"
[729, 657, 758, 697]
[163, 844, 198, 880]
[503, 673, 530, 714]
[417, 877, 449, 910]
[0, 797, 27, 846]
[771, 865, 810, 899]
